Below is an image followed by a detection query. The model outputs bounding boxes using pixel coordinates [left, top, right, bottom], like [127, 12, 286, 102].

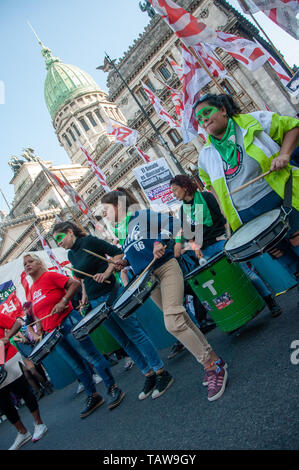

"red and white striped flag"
[151, 0, 268, 72]
[167, 56, 183, 80]
[34, 225, 67, 275]
[107, 119, 139, 147]
[180, 44, 210, 143]
[135, 147, 152, 163]
[214, 31, 268, 71]
[193, 43, 227, 78]
[80, 146, 111, 193]
[237, 0, 299, 39]
[41, 163, 98, 226]
[141, 81, 181, 129]
[163, 83, 184, 122]
[149, 0, 217, 46]
[254, 41, 291, 87]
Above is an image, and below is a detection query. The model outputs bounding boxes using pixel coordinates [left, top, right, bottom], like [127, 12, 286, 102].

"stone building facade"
[0, 0, 296, 265]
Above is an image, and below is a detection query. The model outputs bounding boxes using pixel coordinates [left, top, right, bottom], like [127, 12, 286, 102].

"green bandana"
[183, 191, 213, 227]
[111, 212, 132, 246]
[210, 118, 238, 169]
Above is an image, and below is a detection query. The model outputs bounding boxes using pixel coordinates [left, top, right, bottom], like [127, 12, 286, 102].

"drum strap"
[283, 170, 293, 211]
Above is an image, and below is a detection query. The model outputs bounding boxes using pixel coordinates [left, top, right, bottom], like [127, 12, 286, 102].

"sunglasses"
[54, 232, 67, 243]
[195, 106, 219, 125]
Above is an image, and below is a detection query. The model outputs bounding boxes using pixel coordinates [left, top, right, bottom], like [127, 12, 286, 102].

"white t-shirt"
[222, 125, 273, 210]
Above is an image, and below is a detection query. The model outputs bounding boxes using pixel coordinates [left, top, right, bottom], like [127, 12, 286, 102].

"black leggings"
[0, 374, 38, 425]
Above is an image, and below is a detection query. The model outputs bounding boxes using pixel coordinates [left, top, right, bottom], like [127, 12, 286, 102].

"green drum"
[90, 325, 120, 355]
[184, 252, 265, 332]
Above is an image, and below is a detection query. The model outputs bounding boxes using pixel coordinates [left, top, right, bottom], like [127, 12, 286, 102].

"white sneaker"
[9, 431, 32, 450]
[32, 423, 48, 442]
[92, 374, 103, 384]
[76, 382, 85, 394]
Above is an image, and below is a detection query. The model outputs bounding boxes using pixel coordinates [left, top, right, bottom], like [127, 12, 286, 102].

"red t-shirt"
[0, 313, 18, 361]
[30, 271, 73, 333]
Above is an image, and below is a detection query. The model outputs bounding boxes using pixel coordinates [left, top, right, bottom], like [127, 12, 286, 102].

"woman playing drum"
[52, 221, 173, 401]
[23, 253, 125, 418]
[101, 190, 228, 402]
[0, 314, 47, 449]
[170, 174, 282, 317]
[195, 93, 299, 279]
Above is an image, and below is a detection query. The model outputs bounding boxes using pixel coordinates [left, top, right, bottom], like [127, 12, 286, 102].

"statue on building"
[139, 1, 156, 18]
[8, 156, 25, 174]
[22, 147, 40, 162]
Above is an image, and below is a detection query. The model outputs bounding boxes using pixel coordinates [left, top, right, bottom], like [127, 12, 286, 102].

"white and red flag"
[34, 225, 67, 275]
[180, 44, 210, 143]
[135, 147, 152, 163]
[141, 81, 181, 129]
[149, 0, 217, 46]
[107, 119, 139, 147]
[254, 41, 291, 87]
[150, 0, 268, 72]
[193, 43, 227, 79]
[163, 83, 184, 122]
[167, 56, 183, 80]
[41, 163, 98, 226]
[237, 0, 299, 39]
[80, 146, 111, 193]
[214, 31, 268, 72]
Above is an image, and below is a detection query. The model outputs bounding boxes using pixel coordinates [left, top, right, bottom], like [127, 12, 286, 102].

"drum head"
[33, 330, 57, 351]
[72, 303, 107, 331]
[225, 209, 281, 251]
[113, 271, 150, 311]
[184, 251, 225, 280]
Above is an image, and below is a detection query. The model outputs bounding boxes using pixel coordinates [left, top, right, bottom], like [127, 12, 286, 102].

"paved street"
[0, 287, 298, 451]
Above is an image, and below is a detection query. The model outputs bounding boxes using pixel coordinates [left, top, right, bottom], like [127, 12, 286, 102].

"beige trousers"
[150, 258, 213, 365]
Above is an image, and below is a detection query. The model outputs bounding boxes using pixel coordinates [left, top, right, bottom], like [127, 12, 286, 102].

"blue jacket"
[122, 209, 180, 275]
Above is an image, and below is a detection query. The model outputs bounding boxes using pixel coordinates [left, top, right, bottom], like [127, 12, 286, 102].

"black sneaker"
[151, 371, 174, 399]
[138, 374, 156, 400]
[167, 341, 185, 359]
[80, 394, 105, 419]
[107, 386, 125, 410]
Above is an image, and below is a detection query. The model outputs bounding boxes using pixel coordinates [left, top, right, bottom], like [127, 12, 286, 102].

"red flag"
[141, 81, 181, 129]
[135, 147, 152, 163]
[167, 56, 183, 80]
[41, 163, 98, 226]
[80, 146, 111, 193]
[149, 0, 217, 45]
[106, 119, 139, 146]
[180, 44, 209, 143]
[35, 225, 67, 275]
[237, 0, 299, 39]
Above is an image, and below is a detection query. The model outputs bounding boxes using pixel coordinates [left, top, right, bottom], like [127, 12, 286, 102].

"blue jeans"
[202, 240, 271, 298]
[90, 293, 164, 375]
[238, 190, 299, 278]
[55, 310, 114, 396]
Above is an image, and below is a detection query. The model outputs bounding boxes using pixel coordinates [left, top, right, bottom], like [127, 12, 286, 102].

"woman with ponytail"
[195, 93, 299, 278]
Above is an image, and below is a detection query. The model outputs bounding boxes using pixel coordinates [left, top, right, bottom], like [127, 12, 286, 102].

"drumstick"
[128, 258, 157, 290]
[26, 312, 56, 328]
[83, 249, 116, 265]
[227, 170, 272, 197]
[64, 265, 111, 284]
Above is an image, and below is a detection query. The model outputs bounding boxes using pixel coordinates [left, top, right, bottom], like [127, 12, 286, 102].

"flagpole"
[188, 46, 227, 95]
[56, 170, 87, 233]
[102, 52, 187, 176]
[238, 0, 294, 76]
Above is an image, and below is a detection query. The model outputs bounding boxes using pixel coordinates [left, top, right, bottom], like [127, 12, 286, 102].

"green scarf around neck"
[111, 211, 132, 246]
[183, 191, 213, 227]
[210, 117, 238, 169]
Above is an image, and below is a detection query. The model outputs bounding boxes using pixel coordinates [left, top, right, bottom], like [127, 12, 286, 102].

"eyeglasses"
[195, 106, 219, 125]
[54, 232, 67, 243]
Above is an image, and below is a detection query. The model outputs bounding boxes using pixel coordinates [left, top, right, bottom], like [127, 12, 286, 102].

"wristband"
[62, 297, 68, 304]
